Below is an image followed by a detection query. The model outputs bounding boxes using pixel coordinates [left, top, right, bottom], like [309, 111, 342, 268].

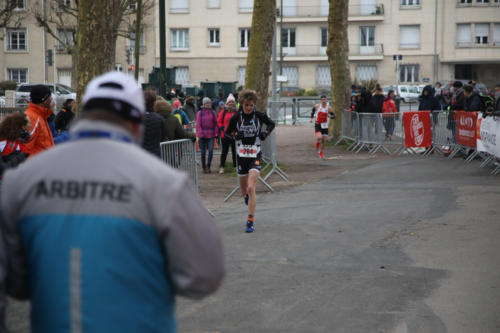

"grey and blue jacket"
[0, 119, 224, 332]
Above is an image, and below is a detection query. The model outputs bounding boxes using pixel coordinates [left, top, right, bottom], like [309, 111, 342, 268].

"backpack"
[173, 111, 182, 125]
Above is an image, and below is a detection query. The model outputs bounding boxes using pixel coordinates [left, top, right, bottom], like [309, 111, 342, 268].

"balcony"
[277, 3, 384, 23]
[279, 43, 384, 61]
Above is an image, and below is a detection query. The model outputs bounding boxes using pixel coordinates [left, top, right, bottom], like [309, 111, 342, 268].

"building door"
[360, 0, 376, 15]
[360, 26, 375, 54]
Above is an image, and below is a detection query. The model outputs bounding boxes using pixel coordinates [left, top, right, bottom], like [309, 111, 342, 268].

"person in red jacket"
[0, 112, 30, 174]
[217, 94, 238, 174]
[24, 85, 55, 156]
[382, 89, 398, 140]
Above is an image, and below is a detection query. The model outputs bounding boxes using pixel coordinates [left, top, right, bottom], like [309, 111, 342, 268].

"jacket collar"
[70, 119, 136, 144]
[27, 102, 53, 119]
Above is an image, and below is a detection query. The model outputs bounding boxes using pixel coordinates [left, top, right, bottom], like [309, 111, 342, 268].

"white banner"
[477, 114, 500, 158]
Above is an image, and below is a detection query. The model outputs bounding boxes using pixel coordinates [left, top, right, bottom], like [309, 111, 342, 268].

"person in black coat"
[141, 90, 165, 157]
[463, 85, 482, 111]
[54, 99, 75, 133]
[372, 86, 384, 113]
[419, 85, 442, 125]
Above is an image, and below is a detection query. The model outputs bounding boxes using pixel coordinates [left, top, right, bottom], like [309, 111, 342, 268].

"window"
[7, 68, 27, 83]
[399, 25, 420, 49]
[57, 29, 74, 51]
[399, 64, 419, 83]
[360, 26, 375, 46]
[239, 0, 253, 12]
[175, 67, 190, 85]
[474, 23, 489, 44]
[356, 65, 377, 81]
[57, 69, 72, 86]
[170, 29, 189, 50]
[476, 0, 490, 3]
[320, 28, 328, 54]
[455, 64, 473, 79]
[283, 66, 298, 86]
[170, 0, 188, 13]
[8, 0, 26, 10]
[316, 65, 331, 87]
[494, 23, 500, 45]
[127, 31, 146, 53]
[208, 28, 220, 46]
[238, 66, 246, 86]
[458, 0, 472, 3]
[239, 28, 250, 50]
[281, 28, 296, 48]
[319, 0, 329, 16]
[56, 0, 72, 9]
[401, 0, 420, 6]
[6, 28, 27, 51]
[128, 1, 137, 10]
[457, 24, 471, 47]
[207, 0, 220, 8]
[282, 0, 296, 17]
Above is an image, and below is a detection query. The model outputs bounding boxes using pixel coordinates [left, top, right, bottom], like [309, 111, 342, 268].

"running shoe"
[244, 194, 249, 206]
[245, 220, 255, 233]
[315, 141, 320, 150]
[319, 151, 325, 159]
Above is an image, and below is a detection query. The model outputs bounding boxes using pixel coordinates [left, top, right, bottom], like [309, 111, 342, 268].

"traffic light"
[46, 49, 53, 66]
[126, 49, 131, 65]
[130, 65, 135, 72]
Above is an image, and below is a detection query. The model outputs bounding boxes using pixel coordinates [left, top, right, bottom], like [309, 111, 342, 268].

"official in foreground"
[0, 72, 224, 332]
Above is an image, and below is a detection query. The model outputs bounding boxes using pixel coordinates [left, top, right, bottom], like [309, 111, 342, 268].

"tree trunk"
[244, 0, 276, 113]
[76, 1, 117, 104]
[327, 0, 351, 140]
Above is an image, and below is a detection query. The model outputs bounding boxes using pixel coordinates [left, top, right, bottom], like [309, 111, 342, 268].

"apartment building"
[161, 0, 500, 90]
[0, 0, 156, 88]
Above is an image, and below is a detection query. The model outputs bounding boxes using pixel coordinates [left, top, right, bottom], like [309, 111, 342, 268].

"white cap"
[82, 71, 145, 122]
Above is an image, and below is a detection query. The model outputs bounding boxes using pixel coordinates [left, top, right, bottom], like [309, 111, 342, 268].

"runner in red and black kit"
[310, 95, 334, 158]
[225, 90, 275, 233]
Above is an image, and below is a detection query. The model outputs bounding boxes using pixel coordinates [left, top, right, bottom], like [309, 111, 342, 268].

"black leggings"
[220, 137, 236, 168]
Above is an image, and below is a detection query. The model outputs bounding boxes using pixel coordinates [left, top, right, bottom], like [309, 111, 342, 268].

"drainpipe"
[433, 0, 438, 83]
[43, 0, 47, 83]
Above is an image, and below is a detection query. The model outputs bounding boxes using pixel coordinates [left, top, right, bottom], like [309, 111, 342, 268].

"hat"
[173, 99, 182, 109]
[30, 85, 52, 104]
[154, 100, 172, 114]
[82, 71, 145, 123]
[226, 93, 236, 104]
[202, 97, 211, 105]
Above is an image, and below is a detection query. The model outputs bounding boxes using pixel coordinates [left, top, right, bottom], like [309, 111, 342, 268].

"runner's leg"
[239, 174, 248, 198]
[247, 169, 259, 216]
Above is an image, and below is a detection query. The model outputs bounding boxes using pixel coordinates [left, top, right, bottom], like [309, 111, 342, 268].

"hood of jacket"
[421, 85, 434, 98]
[359, 88, 372, 105]
[26, 102, 53, 120]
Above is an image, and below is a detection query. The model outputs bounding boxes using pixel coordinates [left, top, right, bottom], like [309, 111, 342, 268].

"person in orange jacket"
[24, 85, 55, 156]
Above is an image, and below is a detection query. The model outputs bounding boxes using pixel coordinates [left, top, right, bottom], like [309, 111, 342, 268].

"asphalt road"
[6, 155, 500, 333]
[177, 155, 500, 333]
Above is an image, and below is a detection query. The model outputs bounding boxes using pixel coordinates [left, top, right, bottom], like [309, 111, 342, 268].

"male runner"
[226, 90, 275, 233]
[310, 95, 334, 158]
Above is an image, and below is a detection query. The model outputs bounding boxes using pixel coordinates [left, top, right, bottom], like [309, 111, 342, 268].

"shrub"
[305, 88, 319, 96]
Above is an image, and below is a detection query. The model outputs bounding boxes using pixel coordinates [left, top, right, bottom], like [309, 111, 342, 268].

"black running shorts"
[237, 155, 262, 176]
[315, 123, 328, 136]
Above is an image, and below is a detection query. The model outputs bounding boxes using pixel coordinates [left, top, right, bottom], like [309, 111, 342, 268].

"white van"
[383, 85, 419, 103]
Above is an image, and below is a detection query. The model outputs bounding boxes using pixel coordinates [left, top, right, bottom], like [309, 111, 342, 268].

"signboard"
[277, 75, 288, 82]
[403, 111, 432, 148]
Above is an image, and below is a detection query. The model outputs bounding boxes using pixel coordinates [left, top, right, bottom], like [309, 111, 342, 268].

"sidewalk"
[178, 155, 500, 333]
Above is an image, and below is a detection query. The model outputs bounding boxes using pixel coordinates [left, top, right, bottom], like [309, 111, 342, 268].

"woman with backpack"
[217, 94, 238, 174]
[196, 97, 218, 173]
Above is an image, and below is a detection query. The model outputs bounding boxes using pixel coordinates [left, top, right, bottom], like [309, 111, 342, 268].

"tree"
[244, 0, 276, 113]
[0, 1, 22, 28]
[32, 0, 153, 90]
[327, 0, 351, 140]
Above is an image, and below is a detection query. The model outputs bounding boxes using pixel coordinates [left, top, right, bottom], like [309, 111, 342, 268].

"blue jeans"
[199, 138, 214, 169]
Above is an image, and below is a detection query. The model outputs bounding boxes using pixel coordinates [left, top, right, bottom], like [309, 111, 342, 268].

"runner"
[310, 95, 334, 158]
[225, 90, 275, 233]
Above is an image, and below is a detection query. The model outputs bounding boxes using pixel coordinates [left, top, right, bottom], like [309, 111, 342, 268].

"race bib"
[321, 122, 329, 129]
[238, 144, 258, 158]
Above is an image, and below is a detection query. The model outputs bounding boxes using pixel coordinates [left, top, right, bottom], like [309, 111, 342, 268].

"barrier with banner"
[456, 111, 478, 148]
[477, 114, 500, 157]
[403, 111, 432, 150]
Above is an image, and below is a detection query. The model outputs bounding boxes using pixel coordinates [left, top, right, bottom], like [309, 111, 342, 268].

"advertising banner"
[403, 111, 432, 148]
[456, 111, 478, 148]
[477, 114, 500, 158]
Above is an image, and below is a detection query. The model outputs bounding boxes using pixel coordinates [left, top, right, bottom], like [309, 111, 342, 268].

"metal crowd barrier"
[160, 139, 198, 191]
[423, 111, 456, 157]
[356, 113, 391, 154]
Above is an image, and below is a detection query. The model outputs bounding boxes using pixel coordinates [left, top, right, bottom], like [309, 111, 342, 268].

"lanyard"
[71, 130, 132, 143]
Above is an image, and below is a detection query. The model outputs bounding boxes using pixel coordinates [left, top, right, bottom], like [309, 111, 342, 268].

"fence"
[336, 109, 500, 175]
[0, 107, 25, 119]
[160, 139, 198, 190]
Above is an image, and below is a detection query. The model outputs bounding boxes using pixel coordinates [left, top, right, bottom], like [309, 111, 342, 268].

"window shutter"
[457, 24, 471, 46]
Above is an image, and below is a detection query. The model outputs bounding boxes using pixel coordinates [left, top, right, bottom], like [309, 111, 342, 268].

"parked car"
[15, 83, 76, 111]
[382, 85, 419, 103]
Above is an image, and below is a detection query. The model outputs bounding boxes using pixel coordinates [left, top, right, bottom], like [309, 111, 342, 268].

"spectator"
[382, 89, 397, 140]
[217, 94, 238, 174]
[183, 95, 197, 122]
[0, 112, 30, 173]
[463, 85, 482, 111]
[419, 85, 442, 123]
[141, 89, 165, 157]
[196, 90, 205, 110]
[372, 86, 384, 113]
[172, 99, 190, 126]
[154, 99, 195, 141]
[196, 97, 218, 173]
[447, 81, 465, 143]
[23, 84, 55, 155]
[355, 88, 375, 113]
[0, 71, 224, 332]
[54, 98, 75, 133]
[495, 84, 500, 111]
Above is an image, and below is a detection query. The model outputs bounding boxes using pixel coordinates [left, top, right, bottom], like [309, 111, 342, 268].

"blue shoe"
[244, 194, 249, 206]
[245, 220, 254, 233]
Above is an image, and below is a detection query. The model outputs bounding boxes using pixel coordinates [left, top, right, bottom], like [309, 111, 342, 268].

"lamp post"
[159, 0, 167, 98]
[279, 0, 283, 96]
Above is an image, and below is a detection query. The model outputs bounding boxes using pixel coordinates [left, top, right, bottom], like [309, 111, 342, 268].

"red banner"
[456, 111, 477, 148]
[403, 111, 432, 148]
